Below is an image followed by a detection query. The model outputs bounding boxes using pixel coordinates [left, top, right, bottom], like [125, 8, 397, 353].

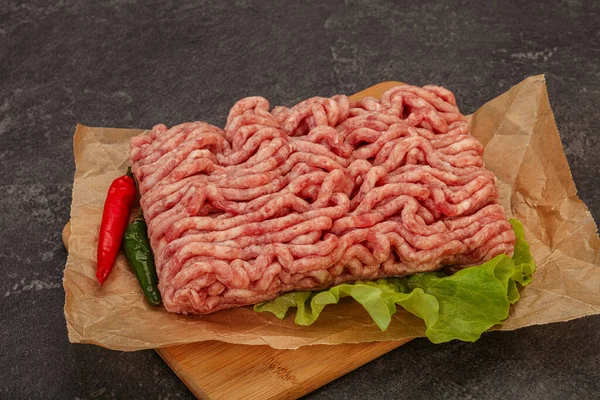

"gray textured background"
[1, 0, 599, 399]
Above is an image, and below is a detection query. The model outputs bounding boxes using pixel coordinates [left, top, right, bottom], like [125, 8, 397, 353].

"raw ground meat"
[130, 84, 515, 314]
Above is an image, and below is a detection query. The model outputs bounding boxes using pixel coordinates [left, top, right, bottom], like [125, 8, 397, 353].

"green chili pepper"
[123, 210, 162, 306]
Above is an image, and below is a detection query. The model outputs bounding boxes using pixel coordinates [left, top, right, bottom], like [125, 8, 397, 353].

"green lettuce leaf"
[254, 219, 536, 343]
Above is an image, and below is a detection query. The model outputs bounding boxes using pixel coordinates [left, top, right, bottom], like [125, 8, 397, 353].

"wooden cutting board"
[64, 81, 412, 399]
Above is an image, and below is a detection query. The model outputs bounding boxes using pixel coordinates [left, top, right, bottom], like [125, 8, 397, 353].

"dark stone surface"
[1, 0, 598, 399]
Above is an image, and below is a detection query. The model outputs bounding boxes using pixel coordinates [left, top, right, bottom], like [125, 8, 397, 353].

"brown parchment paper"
[63, 75, 600, 351]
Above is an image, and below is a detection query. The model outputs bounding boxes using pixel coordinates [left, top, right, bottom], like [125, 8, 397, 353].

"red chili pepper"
[96, 167, 137, 284]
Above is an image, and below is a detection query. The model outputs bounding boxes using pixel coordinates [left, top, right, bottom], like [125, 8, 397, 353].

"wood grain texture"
[156, 340, 409, 400]
[63, 81, 412, 399]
